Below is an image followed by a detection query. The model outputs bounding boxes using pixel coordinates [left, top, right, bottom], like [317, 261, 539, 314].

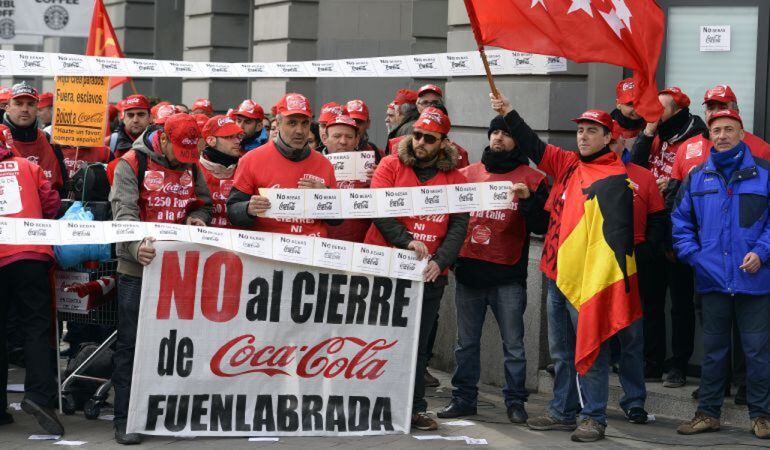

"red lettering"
[156, 251, 200, 320]
[201, 252, 243, 323]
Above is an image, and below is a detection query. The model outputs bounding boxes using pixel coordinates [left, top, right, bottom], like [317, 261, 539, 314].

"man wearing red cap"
[4, 82, 65, 193]
[345, 99, 381, 156]
[106, 94, 152, 158]
[416, 84, 444, 113]
[200, 115, 244, 228]
[491, 93, 639, 442]
[631, 87, 708, 389]
[672, 109, 770, 439]
[387, 88, 420, 141]
[611, 78, 645, 141]
[234, 99, 267, 152]
[191, 98, 214, 117]
[0, 87, 11, 111]
[227, 93, 338, 236]
[109, 113, 212, 444]
[387, 104, 471, 168]
[36, 92, 53, 131]
[437, 113, 549, 424]
[365, 107, 469, 431]
[0, 124, 64, 436]
[316, 101, 345, 153]
[322, 114, 372, 242]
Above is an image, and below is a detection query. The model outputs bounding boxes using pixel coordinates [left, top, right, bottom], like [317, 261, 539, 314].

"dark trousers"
[0, 260, 57, 410]
[698, 293, 770, 419]
[412, 281, 444, 413]
[112, 274, 142, 424]
[637, 249, 668, 373]
[666, 260, 695, 373]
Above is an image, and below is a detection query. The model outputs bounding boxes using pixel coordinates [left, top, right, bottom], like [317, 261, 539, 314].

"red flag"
[464, 0, 664, 122]
[86, 0, 130, 90]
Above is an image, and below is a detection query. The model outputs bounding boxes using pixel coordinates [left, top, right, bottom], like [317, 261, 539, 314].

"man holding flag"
[491, 93, 640, 442]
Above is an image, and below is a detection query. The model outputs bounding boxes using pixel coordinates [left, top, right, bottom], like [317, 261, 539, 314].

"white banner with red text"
[0, 49, 566, 78]
[126, 241, 423, 437]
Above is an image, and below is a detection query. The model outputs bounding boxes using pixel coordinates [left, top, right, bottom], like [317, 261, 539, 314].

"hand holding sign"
[423, 260, 441, 283]
[408, 240, 429, 260]
[511, 183, 530, 200]
[248, 195, 271, 216]
[138, 237, 156, 266]
[185, 217, 206, 227]
[298, 176, 326, 189]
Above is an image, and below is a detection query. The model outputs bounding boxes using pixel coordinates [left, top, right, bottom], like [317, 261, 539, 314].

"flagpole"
[463, 0, 499, 98]
[128, 79, 139, 96]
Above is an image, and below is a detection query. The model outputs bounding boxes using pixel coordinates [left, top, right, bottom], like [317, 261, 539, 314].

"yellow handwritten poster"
[52, 76, 109, 147]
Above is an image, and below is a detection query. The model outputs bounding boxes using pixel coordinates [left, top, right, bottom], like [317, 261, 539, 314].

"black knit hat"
[488, 115, 509, 139]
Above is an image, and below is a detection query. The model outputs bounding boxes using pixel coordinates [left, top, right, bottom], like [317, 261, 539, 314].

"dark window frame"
[656, 0, 769, 139]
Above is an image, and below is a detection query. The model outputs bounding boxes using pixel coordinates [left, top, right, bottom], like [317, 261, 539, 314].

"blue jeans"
[546, 279, 610, 425]
[698, 293, 770, 419]
[451, 281, 528, 409]
[617, 319, 646, 412]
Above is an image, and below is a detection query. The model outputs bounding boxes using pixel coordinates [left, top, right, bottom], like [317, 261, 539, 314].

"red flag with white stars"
[464, 0, 664, 121]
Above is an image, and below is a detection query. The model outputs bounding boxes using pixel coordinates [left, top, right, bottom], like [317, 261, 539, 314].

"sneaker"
[114, 422, 142, 445]
[527, 413, 577, 431]
[424, 369, 440, 388]
[664, 368, 686, 388]
[677, 412, 720, 435]
[21, 398, 64, 436]
[625, 407, 649, 424]
[412, 412, 438, 431]
[0, 410, 13, 426]
[752, 416, 770, 439]
[735, 385, 747, 406]
[507, 403, 528, 424]
[570, 418, 606, 442]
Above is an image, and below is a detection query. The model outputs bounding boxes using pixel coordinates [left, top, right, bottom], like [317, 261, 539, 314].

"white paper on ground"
[412, 435, 444, 440]
[29, 435, 61, 440]
[9, 402, 21, 411]
[7, 383, 23, 392]
[248, 437, 280, 442]
[466, 438, 488, 445]
[443, 420, 475, 426]
[54, 441, 87, 446]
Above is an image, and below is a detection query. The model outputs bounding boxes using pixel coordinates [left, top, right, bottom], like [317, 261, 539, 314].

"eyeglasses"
[412, 131, 439, 145]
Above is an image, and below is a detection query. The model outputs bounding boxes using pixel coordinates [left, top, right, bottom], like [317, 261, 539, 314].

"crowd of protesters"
[0, 76, 768, 445]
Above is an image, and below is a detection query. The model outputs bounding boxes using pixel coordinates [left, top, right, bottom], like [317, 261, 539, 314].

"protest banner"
[126, 242, 423, 436]
[51, 76, 109, 147]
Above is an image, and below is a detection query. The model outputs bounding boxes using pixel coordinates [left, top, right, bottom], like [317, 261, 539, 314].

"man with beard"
[365, 107, 469, 431]
[200, 115, 244, 228]
[631, 87, 708, 389]
[438, 114, 548, 424]
[106, 94, 153, 158]
[234, 100, 267, 152]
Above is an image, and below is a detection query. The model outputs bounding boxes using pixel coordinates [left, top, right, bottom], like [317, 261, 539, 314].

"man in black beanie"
[437, 115, 549, 423]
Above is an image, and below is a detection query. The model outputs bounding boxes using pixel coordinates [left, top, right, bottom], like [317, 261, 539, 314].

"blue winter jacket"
[242, 127, 268, 152]
[672, 142, 770, 295]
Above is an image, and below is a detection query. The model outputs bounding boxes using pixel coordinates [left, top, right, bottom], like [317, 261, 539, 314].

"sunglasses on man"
[412, 131, 441, 145]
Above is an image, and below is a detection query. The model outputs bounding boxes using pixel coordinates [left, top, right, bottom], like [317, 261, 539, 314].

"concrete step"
[537, 370, 751, 428]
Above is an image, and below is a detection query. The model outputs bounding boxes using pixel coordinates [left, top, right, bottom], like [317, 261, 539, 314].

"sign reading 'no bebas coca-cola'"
[128, 242, 423, 437]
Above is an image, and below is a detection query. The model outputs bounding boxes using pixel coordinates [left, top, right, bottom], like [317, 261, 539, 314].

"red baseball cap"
[0, 87, 10, 103]
[203, 114, 243, 139]
[417, 84, 443, 98]
[615, 78, 636, 104]
[276, 93, 312, 117]
[344, 99, 369, 121]
[154, 104, 177, 126]
[414, 107, 451, 135]
[151, 101, 171, 119]
[121, 94, 150, 112]
[235, 99, 265, 120]
[572, 109, 614, 130]
[325, 114, 358, 133]
[192, 98, 213, 115]
[318, 102, 345, 124]
[392, 89, 418, 106]
[193, 113, 209, 132]
[163, 114, 201, 163]
[37, 92, 53, 108]
[707, 109, 743, 128]
[703, 84, 737, 105]
[659, 87, 691, 109]
[11, 82, 38, 101]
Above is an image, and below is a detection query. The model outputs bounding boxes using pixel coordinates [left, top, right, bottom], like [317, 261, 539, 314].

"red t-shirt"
[625, 162, 664, 245]
[670, 132, 770, 181]
[198, 163, 235, 229]
[233, 141, 336, 237]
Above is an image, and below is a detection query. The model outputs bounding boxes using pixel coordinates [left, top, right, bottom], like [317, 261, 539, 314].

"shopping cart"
[55, 259, 118, 420]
